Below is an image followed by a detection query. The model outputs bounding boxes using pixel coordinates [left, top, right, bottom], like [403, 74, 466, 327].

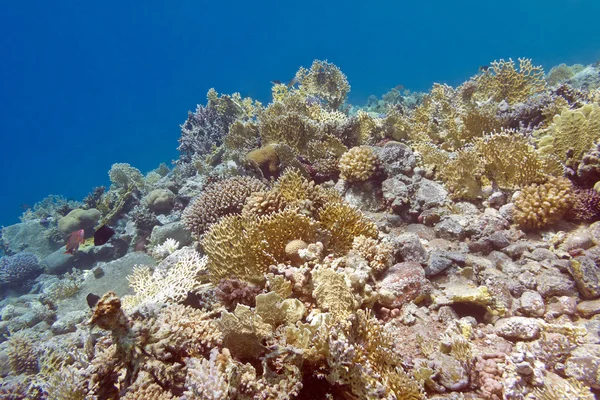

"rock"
[0, 220, 62, 259]
[404, 224, 436, 240]
[150, 221, 193, 247]
[57, 208, 101, 235]
[432, 353, 469, 391]
[528, 248, 557, 261]
[488, 231, 510, 249]
[425, 250, 454, 278]
[502, 241, 529, 259]
[388, 232, 427, 263]
[434, 216, 467, 241]
[42, 249, 77, 275]
[50, 310, 86, 335]
[381, 176, 410, 212]
[576, 299, 600, 318]
[144, 189, 175, 214]
[536, 270, 578, 298]
[518, 290, 545, 317]
[495, 317, 541, 341]
[435, 278, 493, 309]
[561, 230, 594, 252]
[56, 252, 156, 314]
[570, 256, 600, 299]
[413, 178, 448, 211]
[338, 180, 385, 212]
[378, 262, 432, 308]
[487, 191, 506, 208]
[373, 142, 416, 177]
[466, 208, 510, 238]
[590, 221, 600, 245]
[565, 344, 600, 389]
[545, 296, 578, 319]
[178, 175, 206, 202]
[42, 240, 128, 275]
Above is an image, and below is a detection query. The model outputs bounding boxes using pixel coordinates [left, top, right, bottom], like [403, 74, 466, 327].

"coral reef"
[512, 177, 573, 230]
[0, 252, 42, 286]
[338, 146, 378, 182]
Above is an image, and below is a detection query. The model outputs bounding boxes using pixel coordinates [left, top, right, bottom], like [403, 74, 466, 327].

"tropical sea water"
[1, 0, 599, 227]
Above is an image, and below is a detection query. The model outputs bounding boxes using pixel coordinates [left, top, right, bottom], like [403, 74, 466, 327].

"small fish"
[64, 229, 85, 254]
[287, 77, 298, 87]
[394, 84, 405, 91]
[270, 80, 282, 85]
[20, 203, 31, 210]
[479, 65, 490, 72]
[87, 293, 101, 308]
[94, 225, 115, 246]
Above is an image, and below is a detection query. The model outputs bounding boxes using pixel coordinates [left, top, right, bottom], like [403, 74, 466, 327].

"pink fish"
[64, 229, 85, 254]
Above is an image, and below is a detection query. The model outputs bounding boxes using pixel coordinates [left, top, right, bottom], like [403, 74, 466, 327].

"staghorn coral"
[202, 208, 319, 285]
[130, 204, 158, 232]
[566, 188, 600, 222]
[294, 60, 350, 110]
[512, 176, 573, 230]
[319, 202, 378, 255]
[0, 252, 42, 286]
[182, 176, 266, 238]
[474, 58, 547, 104]
[536, 103, 600, 172]
[182, 349, 229, 400]
[338, 146, 378, 182]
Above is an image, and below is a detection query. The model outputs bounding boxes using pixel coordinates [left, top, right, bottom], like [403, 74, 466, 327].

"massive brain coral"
[182, 176, 266, 238]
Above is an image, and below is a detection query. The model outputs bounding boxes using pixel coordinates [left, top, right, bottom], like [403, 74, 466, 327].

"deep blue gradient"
[1, 0, 599, 226]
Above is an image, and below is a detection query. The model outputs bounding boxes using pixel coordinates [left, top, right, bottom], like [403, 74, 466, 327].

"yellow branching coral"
[338, 146, 379, 182]
[352, 235, 394, 274]
[182, 176, 266, 238]
[438, 147, 484, 200]
[7, 333, 38, 375]
[241, 190, 286, 218]
[202, 208, 319, 284]
[536, 103, 600, 168]
[319, 203, 378, 255]
[513, 177, 573, 230]
[295, 60, 350, 110]
[356, 110, 385, 144]
[474, 58, 546, 104]
[207, 88, 262, 121]
[273, 169, 341, 214]
[475, 130, 563, 190]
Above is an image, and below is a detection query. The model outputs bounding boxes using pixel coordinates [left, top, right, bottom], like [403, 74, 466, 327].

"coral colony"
[2, 59, 600, 398]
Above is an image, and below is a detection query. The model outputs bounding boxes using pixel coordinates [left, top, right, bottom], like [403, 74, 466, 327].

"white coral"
[183, 349, 229, 400]
[151, 238, 180, 259]
[121, 250, 208, 311]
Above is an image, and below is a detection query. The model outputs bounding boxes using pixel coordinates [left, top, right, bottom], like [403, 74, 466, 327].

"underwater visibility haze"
[1, 0, 600, 398]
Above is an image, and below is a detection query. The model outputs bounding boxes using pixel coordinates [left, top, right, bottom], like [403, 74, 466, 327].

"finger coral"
[512, 177, 573, 230]
[338, 146, 378, 182]
[182, 176, 266, 238]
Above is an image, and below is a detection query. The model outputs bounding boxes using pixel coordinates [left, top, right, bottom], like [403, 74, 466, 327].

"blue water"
[1, 0, 599, 227]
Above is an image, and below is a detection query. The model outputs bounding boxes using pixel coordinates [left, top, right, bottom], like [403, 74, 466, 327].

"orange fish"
[65, 229, 85, 254]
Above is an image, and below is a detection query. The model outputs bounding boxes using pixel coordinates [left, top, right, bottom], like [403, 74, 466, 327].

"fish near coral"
[64, 229, 85, 254]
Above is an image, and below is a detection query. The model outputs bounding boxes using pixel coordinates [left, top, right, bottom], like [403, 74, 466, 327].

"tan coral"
[241, 190, 286, 218]
[218, 304, 273, 359]
[338, 146, 379, 182]
[512, 177, 573, 230]
[352, 235, 394, 274]
[295, 59, 350, 110]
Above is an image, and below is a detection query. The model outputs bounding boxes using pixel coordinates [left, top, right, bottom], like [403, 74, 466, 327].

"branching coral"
[474, 58, 547, 104]
[7, 333, 39, 375]
[338, 146, 378, 182]
[512, 177, 573, 230]
[121, 250, 209, 311]
[182, 176, 266, 238]
[108, 163, 145, 192]
[178, 105, 224, 162]
[0, 252, 42, 286]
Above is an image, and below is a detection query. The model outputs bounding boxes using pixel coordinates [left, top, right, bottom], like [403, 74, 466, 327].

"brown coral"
[182, 176, 267, 238]
[512, 177, 573, 230]
[295, 59, 351, 110]
[338, 146, 379, 182]
[7, 333, 39, 375]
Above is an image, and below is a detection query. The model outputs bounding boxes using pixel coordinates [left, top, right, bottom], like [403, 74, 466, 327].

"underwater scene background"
[2, 0, 600, 399]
